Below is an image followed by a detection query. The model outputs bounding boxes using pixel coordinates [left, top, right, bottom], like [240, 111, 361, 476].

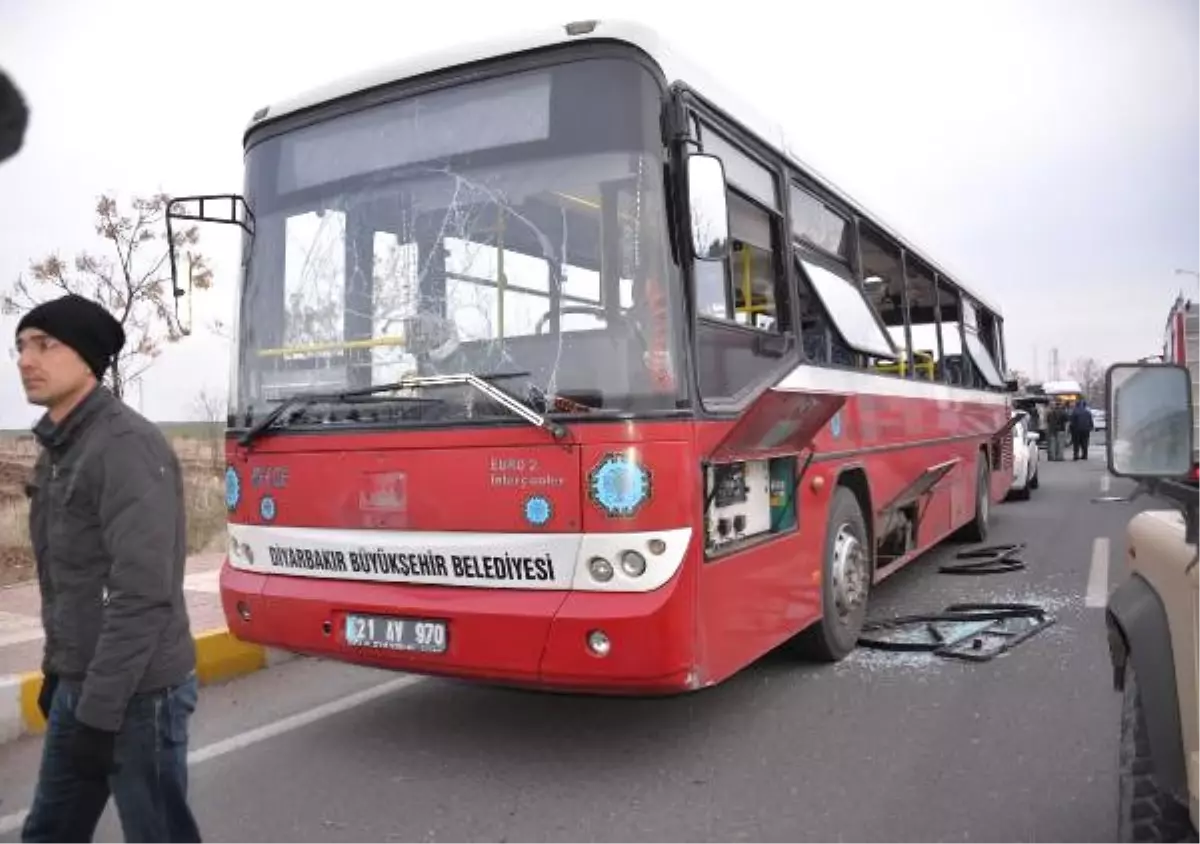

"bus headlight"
[619, 550, 647, 577]
[587, 556, 614, 582]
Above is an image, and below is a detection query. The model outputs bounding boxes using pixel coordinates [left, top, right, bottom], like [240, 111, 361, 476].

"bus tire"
[791, 486, 871, 662]
[958, 454, 991, 543]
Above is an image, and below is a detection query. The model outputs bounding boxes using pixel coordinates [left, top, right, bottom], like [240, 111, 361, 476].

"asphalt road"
[0, 449, 1152, 842]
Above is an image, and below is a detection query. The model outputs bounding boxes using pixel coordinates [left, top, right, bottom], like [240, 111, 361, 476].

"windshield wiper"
[237, 371, 565, 449]
[473, 370, 530, 383]
[238, 383, 443, 448]
[391, 372, 568, 440]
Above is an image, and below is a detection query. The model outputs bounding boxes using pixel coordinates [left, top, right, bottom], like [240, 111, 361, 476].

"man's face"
[15, 328, 94, 408]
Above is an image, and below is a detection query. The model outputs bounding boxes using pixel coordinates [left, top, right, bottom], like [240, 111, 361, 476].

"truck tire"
[1117, 665, 1197, 843]
[790, 486, 871, 662]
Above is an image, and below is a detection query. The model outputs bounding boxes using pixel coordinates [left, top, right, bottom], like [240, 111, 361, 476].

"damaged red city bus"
[167, 19, 1016, 693]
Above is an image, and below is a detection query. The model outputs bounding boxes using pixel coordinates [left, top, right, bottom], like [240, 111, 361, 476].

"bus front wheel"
[956, 454, 991, 543]
[791, 486, 871, 662]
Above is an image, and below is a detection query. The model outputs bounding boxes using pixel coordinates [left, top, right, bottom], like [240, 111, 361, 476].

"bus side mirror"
[1106, 362, 1194, 480]
[686, 153, 730, 262]
[1004, 378, 1020, 393]
[165, 194, 256, 336]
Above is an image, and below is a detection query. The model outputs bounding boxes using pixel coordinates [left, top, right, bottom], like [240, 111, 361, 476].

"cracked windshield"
[232, 57, 683, 428]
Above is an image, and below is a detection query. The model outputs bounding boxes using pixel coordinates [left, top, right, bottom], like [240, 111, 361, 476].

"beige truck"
[1103, 361, 1198, 842]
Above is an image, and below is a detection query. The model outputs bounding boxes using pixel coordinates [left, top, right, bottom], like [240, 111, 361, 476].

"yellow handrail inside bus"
[875, 349, 936, 379]
[731, 243, 771, 319]
[256, 335, 407, 358]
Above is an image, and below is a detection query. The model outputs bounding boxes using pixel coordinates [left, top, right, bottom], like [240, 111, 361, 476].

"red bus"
[168, 19, 1017, 693]
[1162, 294, 1199, 479]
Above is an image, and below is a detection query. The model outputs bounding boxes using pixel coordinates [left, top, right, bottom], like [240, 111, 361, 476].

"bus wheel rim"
[831, 524, 867, 617]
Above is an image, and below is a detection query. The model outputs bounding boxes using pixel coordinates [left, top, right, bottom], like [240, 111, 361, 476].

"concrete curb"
[0, 628, 295, 745]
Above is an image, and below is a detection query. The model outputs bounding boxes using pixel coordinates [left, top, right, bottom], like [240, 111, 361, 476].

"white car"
[1008, 412, 1041, 500]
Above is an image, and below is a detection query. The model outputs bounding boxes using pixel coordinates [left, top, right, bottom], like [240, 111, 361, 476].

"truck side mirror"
[686, 153, 730, 262]
[1106, 362, 1195, 480]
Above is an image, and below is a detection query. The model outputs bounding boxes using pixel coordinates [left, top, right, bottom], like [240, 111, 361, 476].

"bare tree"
[1069, 357, 1106, 404]
[192, 386, 226, 472]
[3, 192, 213, 401]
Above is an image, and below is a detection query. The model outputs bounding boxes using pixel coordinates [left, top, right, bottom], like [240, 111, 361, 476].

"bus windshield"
[231, 56, 684, 429]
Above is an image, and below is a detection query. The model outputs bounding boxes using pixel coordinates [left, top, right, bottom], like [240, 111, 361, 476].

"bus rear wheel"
[791, 486, 871, 662]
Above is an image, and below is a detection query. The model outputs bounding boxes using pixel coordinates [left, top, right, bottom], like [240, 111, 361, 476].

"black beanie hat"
[15, 294, 126, 379]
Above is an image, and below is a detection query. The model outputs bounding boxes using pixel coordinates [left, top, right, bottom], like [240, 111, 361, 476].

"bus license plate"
[344, 614, 447, 654]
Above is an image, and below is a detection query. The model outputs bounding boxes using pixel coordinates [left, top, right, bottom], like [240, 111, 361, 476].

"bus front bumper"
[219, 562, 700, 694]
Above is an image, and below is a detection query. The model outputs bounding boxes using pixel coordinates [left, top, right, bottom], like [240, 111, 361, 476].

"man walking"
[1045, 401, 1065, 461]
[1070, 399, 1096, 461]
[15, 294, 201, 842]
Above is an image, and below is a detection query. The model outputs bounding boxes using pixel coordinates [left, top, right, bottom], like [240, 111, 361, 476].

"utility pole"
[1050, 347, 1060, 381]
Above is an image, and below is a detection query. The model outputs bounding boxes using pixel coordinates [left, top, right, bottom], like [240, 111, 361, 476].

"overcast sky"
[0, 0, 1196, 427]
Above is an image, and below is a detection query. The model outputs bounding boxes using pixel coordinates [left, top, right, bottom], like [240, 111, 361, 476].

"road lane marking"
[1100, 474, 1111, 494]
[0, 674, 423, 835]
[1086, 537, 1110, 608]
[188, 674, 421, 763]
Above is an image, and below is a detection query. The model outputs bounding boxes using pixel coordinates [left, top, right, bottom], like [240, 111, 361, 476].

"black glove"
[37, 673, 58, 720]
[70, 721, 117, 781]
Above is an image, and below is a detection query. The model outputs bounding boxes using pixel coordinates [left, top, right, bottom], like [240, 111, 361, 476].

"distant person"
[1063, 401, 1077, 454]
[1070, 398, 1095, 460]
[14, 294, 201, 842]
[1046, 402, 1066, 461]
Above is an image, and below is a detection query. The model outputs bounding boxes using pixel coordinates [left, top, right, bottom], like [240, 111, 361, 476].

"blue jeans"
[22, 673, 201, 843]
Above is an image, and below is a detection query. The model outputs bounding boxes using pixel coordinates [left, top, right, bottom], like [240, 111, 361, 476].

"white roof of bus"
[249, 18, 1002, 316]
[1042, 379, 1083, 395]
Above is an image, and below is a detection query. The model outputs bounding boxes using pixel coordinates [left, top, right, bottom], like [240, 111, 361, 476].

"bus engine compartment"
[703, 456, 799, 554]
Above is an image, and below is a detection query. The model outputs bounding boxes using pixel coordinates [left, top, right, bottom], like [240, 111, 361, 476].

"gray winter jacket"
[27, 386, 196, 732]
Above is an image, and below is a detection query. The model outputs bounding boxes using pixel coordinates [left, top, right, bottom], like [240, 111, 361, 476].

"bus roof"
[248, 18, 1002, 317]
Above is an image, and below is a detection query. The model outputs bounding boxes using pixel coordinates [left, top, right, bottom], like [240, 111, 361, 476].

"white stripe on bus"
[775, 365, 1011, 406]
